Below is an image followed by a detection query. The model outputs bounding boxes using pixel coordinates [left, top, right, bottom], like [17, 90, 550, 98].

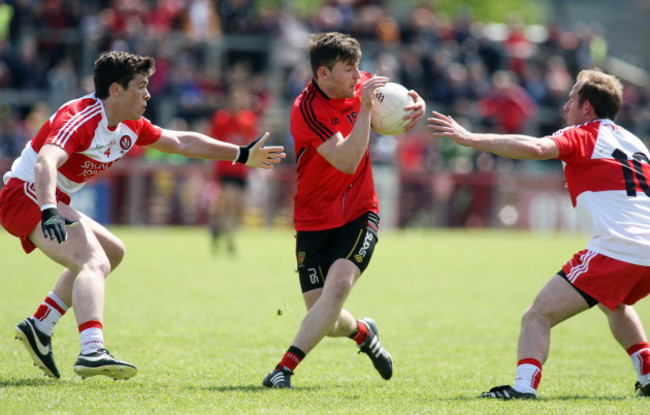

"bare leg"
[303, 289, 357, 338]
[22, 205, 136, 380]
[29, 205, 116, 326]
[221, 183, 245, 253]
[292, 259, 360, 354]
[517, 275, 590, 363]
[50, 210, 125, 307]
[600, 304, 647, 350]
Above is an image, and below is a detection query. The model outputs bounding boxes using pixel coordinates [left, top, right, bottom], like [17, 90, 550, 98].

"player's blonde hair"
[309, 32, 361, 80]
[576, 69, 623, 120]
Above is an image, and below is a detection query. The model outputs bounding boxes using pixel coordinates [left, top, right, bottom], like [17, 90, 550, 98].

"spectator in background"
[1, 0, 648, 183]
[503, 14, 534, 77]
[396, 46, 425, 92]
[544, 55, 573, 105]
[0, 102, 50, 160]
[218, 0, 257, 34]
[0, 107, 22, 159]
[181, 0, 221, 42]
[12, 37, 47, 90]
[479, 70, 537, 134]
[209, 85, 259, 255]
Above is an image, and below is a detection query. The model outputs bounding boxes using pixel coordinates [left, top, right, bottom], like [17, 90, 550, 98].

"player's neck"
[101, 98, 125, 128]
[315, 79, 340, 100]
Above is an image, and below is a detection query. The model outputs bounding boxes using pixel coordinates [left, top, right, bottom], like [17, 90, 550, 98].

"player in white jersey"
[428, 69, 650, 399]
[0, 51, 285, 380]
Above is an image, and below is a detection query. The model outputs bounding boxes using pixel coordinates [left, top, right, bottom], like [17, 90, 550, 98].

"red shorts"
[0, 178, 71, 253]
[562, 250, 650, 310]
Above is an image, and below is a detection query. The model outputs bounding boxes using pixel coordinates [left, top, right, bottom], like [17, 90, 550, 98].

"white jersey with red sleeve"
[3, 93, 162, 194]
[549, 119, 650, 266]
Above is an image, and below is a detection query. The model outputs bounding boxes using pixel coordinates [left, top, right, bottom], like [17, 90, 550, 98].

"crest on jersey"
[297, 251, 306, 265]
[119, 135, 132, 150]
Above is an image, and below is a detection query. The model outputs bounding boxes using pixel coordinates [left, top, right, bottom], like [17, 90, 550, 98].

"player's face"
[563, 81, 587, 126]
[325, 60, 361, 99]
[119, 74, 152, 120]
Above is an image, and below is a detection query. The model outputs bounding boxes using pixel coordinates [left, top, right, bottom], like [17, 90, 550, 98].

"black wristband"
[235, 146, 249, 165]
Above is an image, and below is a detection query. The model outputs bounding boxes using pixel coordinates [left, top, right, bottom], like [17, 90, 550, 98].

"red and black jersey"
[291, 72, 379, 231]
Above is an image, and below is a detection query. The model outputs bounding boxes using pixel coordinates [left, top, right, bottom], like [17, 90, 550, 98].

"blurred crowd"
[1, 0, 649, 171]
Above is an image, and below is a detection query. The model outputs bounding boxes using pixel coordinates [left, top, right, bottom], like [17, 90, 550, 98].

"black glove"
[41, 208, 77, 243]
[235, 133, 266, 165]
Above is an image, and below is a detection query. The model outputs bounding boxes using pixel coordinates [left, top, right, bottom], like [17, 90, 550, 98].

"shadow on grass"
[0, 378, 66, 387]
[542, 395, 632, 401]
[190, 384, 321, 393]
[444, 395, 632, 402]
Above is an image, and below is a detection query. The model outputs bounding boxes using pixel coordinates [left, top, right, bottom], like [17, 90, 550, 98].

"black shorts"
[558, 269, 599, 308]
[296, 212, 380, 293]
[219, 176, 247, 189]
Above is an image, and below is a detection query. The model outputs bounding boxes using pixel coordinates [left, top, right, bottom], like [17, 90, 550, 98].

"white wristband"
[232, 147, 241, 165]
[40, 203, 56, 211]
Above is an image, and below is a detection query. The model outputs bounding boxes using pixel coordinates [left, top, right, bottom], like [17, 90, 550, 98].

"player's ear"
[317, 66, 329, 81]
[109, 82, 122, 97]
[582, 99, 594, 117]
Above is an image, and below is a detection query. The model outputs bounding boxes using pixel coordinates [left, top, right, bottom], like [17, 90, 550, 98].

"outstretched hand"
[427, 111, 473, 146]
[236, 132, 286, 169]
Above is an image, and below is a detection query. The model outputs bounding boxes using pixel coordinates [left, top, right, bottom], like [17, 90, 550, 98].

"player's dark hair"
[576, 69, 623, 120]
[309, 32, 361, 79]
[93, 51, 156, 99]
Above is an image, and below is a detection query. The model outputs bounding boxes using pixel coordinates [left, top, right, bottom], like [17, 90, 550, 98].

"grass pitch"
[1, 226, 649, 414]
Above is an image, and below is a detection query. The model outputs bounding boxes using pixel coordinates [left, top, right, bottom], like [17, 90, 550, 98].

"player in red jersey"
[209, 85, 259, 255]
[1, 51, 285, 380]
[429, 69, 650, 399]
[262, 32, 426, 388]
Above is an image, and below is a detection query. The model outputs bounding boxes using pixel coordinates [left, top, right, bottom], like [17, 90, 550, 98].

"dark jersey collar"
[309, 78, 330, 101]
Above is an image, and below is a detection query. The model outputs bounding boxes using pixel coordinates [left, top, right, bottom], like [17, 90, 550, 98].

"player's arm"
[35, 144, 68, 206]
[146, 129, 286, 168]
[317, 76, 388, 174]
[34, 144, 76, 243]
[427, 111, 559, 160]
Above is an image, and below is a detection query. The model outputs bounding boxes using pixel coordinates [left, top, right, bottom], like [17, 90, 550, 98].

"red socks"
[275, 320, 370, 373]
[33, 292, 69, 336]
[277, 346, 305, 372]
[349, 320, 369, 346]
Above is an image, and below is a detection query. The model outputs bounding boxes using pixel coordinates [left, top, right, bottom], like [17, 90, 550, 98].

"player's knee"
[325, 322, 338, 337]
[521, 305, 549, 328]
[107, 240, 126, 272]
[82, 254, 112, 279]
[325, 317, 345, 337]
[326, 273, 354, 302]
[521, 306, 536, 326]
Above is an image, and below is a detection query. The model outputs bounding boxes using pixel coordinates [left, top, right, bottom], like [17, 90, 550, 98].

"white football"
[370, 82, 414, 136]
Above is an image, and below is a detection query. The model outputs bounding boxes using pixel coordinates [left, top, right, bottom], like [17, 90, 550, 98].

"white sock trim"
[48, 291, 69, 311]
